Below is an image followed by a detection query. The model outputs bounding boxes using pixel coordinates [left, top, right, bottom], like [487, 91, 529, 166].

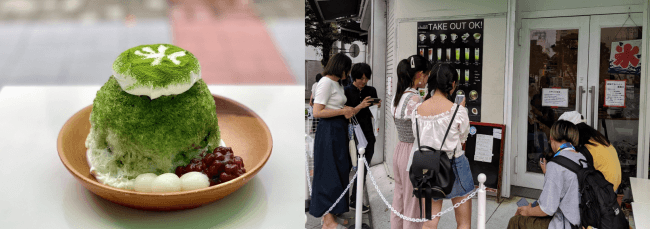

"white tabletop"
[632, 202, 650, 228]
[630, 177, 650, 204]
[630, 177, 650, 228]
[0, 85, 304, 229]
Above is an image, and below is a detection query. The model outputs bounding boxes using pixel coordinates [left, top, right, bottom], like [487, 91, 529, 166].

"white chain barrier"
[363, 159, 484, 223]
[305, 152, 484, 223]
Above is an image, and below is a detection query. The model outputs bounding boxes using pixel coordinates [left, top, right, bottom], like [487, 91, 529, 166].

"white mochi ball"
[150, 173, 182, 193]
[180, 172, 210, 191]
[134, 173, 158, 192]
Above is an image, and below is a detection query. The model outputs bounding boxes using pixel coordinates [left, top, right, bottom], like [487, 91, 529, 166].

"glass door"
[515, 16, 590, 189]
[588, 13, 644, 192]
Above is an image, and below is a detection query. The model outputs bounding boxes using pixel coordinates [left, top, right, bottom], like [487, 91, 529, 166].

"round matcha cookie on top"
[112, 44, 201, 99]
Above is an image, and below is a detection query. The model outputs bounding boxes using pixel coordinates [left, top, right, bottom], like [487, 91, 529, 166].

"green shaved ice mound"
[88, 77, 220, 179]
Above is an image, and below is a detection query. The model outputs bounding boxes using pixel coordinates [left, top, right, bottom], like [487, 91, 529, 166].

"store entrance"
[514, 13, 645, 193]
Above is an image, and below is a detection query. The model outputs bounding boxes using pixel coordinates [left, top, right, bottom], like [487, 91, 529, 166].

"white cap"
[558, 111, 585, 125]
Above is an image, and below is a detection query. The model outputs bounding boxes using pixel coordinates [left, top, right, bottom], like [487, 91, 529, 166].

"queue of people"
[308, 53, 624, 229]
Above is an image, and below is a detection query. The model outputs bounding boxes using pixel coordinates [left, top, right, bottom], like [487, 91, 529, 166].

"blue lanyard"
[553, 142, 575, 157]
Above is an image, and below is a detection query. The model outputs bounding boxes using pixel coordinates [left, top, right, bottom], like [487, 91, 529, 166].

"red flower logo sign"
[613, 43, 640, 69]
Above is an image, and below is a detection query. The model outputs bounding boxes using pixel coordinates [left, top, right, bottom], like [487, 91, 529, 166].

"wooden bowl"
[57, 94, 272, 211]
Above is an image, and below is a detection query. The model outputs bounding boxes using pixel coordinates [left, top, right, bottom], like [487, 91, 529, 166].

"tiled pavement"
[0, 20, 173, 87]
[0, 0, 172, 88]
[169, 0, 298, 84]
[0, 0, 302, 89]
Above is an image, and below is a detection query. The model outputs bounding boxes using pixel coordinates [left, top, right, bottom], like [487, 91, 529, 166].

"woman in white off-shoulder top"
[411, 63, 472, 229]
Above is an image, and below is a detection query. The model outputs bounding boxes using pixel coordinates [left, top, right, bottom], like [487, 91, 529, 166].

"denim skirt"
[434, 154, 475, 200]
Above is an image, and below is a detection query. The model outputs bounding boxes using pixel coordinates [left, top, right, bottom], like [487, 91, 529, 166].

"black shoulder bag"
[409, 105, 459, 220]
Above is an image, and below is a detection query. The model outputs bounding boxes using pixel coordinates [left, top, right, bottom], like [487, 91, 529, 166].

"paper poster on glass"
[608, 40, 641, 75]
[417, 18, 484, 121]
[603, 79, 626, 108]
[541, 88, 569, 107]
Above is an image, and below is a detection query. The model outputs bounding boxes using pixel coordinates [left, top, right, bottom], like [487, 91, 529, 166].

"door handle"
[577, 86, 585, 112]
[589, 86, 596, 127]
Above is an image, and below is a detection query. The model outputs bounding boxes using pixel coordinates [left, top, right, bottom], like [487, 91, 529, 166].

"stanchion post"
[355, 148, 365, 229]
[477, 173, 487, 229]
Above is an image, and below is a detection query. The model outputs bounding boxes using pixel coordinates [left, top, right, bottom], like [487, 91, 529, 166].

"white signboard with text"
[541, 88, 569, 107]
[604, 80, 626, 107]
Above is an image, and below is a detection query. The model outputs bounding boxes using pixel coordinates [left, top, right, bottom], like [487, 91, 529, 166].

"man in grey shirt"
[508, 120, 585, 229]
[538, 150, 585, 228]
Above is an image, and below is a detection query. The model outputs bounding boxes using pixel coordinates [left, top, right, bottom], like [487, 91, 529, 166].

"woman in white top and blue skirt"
[410, 63, 472, 229]
[310, 53, 372, 229]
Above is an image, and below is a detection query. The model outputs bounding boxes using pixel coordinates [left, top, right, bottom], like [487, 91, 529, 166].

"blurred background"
[0, 0, 303, 89]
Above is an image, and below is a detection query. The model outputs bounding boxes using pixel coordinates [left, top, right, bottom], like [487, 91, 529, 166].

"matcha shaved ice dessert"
[85, 44, 221, 190]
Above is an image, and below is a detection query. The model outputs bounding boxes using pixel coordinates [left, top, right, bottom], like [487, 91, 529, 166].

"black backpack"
[551, 155, 629, 229]
[576, 145, 594, 166]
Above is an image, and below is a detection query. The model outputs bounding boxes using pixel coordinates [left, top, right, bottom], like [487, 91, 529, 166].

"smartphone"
[531, 200, 538, 208]
[369, 98, 380, 104]
[455, 95, 465, 104]
[517, 198, 529, 207]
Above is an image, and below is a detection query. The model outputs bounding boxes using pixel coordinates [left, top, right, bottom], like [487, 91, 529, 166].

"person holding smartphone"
[508, 120, 585, 229]
[344, 63, 379, 212]
[390, 55, 430, 229]
[412, 63, 472, 229]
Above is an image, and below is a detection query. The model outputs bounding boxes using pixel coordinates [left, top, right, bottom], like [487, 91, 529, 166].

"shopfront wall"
[383, 0, 508, 180]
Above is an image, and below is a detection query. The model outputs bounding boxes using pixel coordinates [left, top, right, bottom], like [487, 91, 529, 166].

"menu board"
[417, 19, 484, 121]
[464, 122, 505, 200]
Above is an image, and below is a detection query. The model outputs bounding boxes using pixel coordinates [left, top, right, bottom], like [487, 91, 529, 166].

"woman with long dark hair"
[309, 53, 372, 229]
[558, 111, 621, 191]
[390, 55, 430, 229]
[410, 63, 472, 229]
